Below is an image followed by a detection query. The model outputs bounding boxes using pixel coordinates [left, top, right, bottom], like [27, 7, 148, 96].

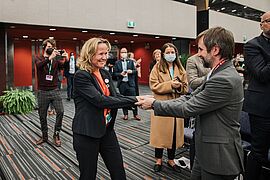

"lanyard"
[212, 59, 226, 73]
[47, 62, 52, 74]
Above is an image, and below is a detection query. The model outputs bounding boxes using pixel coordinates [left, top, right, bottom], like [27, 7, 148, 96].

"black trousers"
[155, 119, 176, 160]
[73, 130, 126, 180]
[245, 114, 270, 180]
[66, 74, 74, 99]
[118, 82, 137, 116]
[37, 89, 64, 133]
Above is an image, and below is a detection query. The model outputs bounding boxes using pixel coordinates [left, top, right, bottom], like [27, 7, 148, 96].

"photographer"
[35, 38, 68, 147]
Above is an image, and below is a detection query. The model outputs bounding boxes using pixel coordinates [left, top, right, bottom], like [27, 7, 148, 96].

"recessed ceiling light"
[244, 6, 247, 9]
[22, 36, 28, 38]
[38, 39, 43, 41]
[73, 37, 77, 40]
[172, 37, 176, 40]
[133, 34, 138, 37]
[110, 32, 115, 35]
[232, 9, 237, 12]
[184, 0, 189, 2]
[130, 41, 134, 43]
[82, 30, 88, 33]
[10, 26, 16, 29]
[217, 9, 220, 12]
[49, 37, 54, 39]
[155, 36, 160, 39]
[49, 28, 56, 31]
[31, 40, 35, 42]
[114, 40, 118, 43]
[221, 7, 225, 10]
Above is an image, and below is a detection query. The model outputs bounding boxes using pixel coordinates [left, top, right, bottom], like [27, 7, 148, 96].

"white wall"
[209, 10, 261, 43]
[0, 0, 196, 39]
[230, 0, 270, 12]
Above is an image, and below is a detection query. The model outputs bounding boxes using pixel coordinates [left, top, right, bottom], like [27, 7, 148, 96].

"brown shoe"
[123, 115, 128, 120]
[36, 133, 48, 145]
[53, 132, 61, 147]
[134, 115, 141, 121]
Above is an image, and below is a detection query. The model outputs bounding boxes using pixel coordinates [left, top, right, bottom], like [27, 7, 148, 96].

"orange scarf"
[93, 71, 111, 124]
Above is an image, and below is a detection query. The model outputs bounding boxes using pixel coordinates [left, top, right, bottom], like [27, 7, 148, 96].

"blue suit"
[113, 59, 138, 116]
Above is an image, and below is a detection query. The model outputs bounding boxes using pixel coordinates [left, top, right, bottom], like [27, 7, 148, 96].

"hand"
[62, 50, 69, 59]
[126, 69, 133, 74]
[137, 58, 142, 64]
[135, 96, 156, 110]
[121, 71, 127, 76]
[136, 95, 154, 101]
[171, 79, 181, 89]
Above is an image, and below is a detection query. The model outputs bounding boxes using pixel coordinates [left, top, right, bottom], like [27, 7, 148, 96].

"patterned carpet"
[0, 85, 191, 180]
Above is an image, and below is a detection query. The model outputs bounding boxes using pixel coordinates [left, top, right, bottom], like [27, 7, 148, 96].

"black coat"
[243, 34, 270, 118]
[72, 69, 137, 138]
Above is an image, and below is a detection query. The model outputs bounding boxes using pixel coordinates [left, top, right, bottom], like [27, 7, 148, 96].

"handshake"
[135, 95, 156, 110]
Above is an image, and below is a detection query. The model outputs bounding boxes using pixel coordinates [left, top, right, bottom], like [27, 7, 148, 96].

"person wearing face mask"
[113, 48, 141, 121]
[64, 52, 78, 101]
[148, 43, 188, 173]
[35, 39, 68, 147]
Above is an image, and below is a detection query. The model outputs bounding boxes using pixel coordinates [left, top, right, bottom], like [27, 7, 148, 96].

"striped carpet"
[0, 86, 191, 180]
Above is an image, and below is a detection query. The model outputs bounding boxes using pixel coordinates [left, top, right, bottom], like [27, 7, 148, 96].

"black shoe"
[153, 164, 162, 172]
[167, 162, 181, 173]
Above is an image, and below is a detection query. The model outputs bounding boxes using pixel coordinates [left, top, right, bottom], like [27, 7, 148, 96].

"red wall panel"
[14, 40, 32, 87]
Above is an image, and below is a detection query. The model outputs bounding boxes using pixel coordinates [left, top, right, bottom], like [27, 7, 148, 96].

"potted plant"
[0, 89, 36, 114]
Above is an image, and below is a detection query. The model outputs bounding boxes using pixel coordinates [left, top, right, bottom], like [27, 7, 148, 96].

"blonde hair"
[152, 49, 161, 60]
[77, 38, 111, 73]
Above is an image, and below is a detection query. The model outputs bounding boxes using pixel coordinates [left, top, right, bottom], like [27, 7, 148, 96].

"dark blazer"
[153, 61, 244, 175]
[72, 69, 137, 138]
[113, 59, 137, 88]
[243, 34, 270, 118]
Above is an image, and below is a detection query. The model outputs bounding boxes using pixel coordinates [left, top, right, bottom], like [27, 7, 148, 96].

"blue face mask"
[164, 54, 176, 62]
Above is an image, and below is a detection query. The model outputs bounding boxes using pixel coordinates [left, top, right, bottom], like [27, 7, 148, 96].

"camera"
[58, 50, 65, 55]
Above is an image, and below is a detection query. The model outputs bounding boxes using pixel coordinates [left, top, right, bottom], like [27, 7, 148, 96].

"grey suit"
[153, 61, 244, 176]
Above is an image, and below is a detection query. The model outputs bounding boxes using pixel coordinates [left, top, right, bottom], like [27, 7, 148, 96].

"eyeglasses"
[261, 18, 270, 24]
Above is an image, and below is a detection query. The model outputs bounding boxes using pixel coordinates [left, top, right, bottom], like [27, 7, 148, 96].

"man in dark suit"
[244, 11, 270, 180]
[114, 47, 140, 120]
[137, 27, 244, 180]
[64, 52, 77, 101]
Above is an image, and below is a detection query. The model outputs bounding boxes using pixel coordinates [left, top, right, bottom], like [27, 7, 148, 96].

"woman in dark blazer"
[72, 38, 139, 180]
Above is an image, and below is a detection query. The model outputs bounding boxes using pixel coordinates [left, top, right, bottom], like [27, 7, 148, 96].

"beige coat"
[149, 63, 188, 149]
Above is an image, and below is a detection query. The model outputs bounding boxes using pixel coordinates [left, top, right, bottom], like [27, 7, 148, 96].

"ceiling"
[6, 23, 173, 45]
[174, 0, 265, 22]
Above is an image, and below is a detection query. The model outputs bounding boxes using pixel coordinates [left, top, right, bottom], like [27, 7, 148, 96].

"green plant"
[0, 89, 36, 114]
[180, 54, 190, 68]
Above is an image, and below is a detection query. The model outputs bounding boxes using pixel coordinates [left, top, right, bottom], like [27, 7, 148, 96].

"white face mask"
[164, 54, 176, 62]
[121, 53, 128, 59]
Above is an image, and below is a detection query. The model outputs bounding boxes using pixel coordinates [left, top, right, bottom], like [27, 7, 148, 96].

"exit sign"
[127, 21, 136, 28]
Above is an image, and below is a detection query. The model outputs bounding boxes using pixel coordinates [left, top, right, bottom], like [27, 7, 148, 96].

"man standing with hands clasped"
[35, 39, 68, 147]
[244, 11, 270, 180]
[136, 27, 244, 180]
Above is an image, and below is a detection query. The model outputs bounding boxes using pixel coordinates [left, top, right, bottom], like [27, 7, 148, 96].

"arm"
[186, 58, 206, 90]
[35, 56, 50, 69]
[153, 76, 234, 118]
[113, 61, 123, 78]
[244, 40, 270, 83]
[74, 71, 137, 109]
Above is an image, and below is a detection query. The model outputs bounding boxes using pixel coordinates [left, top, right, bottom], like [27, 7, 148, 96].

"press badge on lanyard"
[46, 62, 53, 81]
[106, 113, 112, 125]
